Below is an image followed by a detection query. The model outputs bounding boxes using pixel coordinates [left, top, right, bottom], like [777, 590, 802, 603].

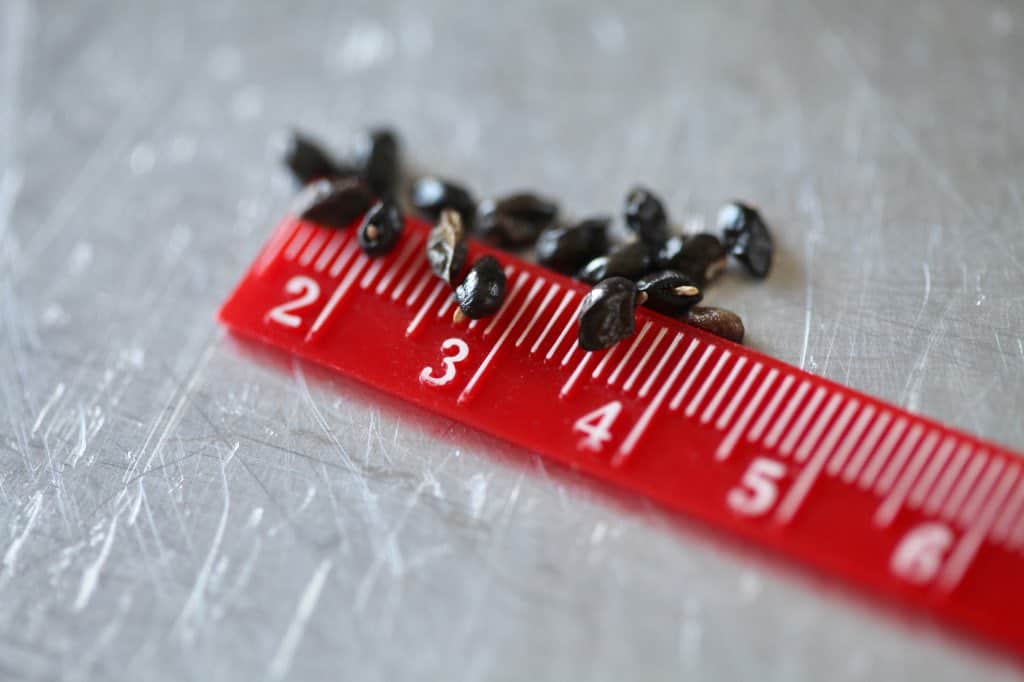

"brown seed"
[684, 306, 745, 344]
[452, 307, 468, 324]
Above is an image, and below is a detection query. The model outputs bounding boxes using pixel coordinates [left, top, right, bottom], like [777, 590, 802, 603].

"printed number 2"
[727, 457, 786, 517]
[420, 338, 469, 387]
[267, 276, 321, 328]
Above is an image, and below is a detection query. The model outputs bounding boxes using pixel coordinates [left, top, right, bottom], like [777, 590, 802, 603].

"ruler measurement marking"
[939, 460, 1019, 591]
[607, 322, 652, 386]
[747, 374, 795, 442]
[369, 233, 419, 293]
[313, 231, 346, 272]
[925, 442, 971, 515]
[547, 298, 585, 361]
[306, 254, 370, 338]
[807, 397, 860, 473]
[715, 363, 764, 431]
[874, 430, 939, 527]
[639, 332, 684, 399]
[624, 328, 668, 392]
[559, 345, 593, 399]
[842, 411, 892, 483]
[533, 290, 576, 355]
[591, 343, 621, 380]
[827, 403, 874, 475]
[284, 224, 314, 260]
[684, 350, 731, 418]
[437, 294, 455, 319]
[406, 281, 447, 337]
[908, 435, 957, 509]
[328, 239, 359, 277]
[389, 237, 430, 299]
[298, 229, 328, 266]
[701, 357, 748, 425]
[516, 283, 560, 347]
[404, 262, 434, 306]
[505, 278, 543, 340]
[669, 344, 715, 411]
[715, 367, 777, 460]
[993, 477, 1024, 542]
[457, 273, 532, 404]
[859, 417, 909, 490]
[794, 393, 845, 462]
[256, 220, 301, 273]
[941, 448, 985, 522]
[763, 380, 811, 449]
[959, 455, 1002, 527]
[1007, 489, 1024, 549]
[616, 333, 689, 464]
[779, 386, 827, 456]
[776, 430, 834, 524]
[875, 422, 925, 495]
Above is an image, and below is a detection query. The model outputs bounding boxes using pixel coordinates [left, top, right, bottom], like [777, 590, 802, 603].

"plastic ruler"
[218, 214, 1024, 656]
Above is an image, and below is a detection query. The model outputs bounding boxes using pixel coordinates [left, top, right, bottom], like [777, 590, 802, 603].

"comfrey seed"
[454, 256, 507, 321]
[357, 198, 404, 256]
[475, 210, 542, 250]
[718, 201, 773, 278]
[656, 234, 728, 286]
[578, 240, 652, 284]
[293, 178, 375, 229]
[410, 176, 477, 226]
[636, 270, 703, 316]
[491, 192, 559, 229]
[578, 277, 640, 351]
[426, 209, 469, 285]
[624, 187, 670, 245]
[281, 130, 352, 185]
[355, 128, 401, 197]
[685, 306, 745, 344]
[536, 217, 610, 275]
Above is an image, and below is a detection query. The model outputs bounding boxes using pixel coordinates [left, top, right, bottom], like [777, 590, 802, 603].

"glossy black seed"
[281, 130, 351, 185]
[578, 277, 639, 351]
[357, 198, 404, 256]
[410, 176, 476, 226]
[624, 186, 669, 245]
[536, 217, 610, 274]
[475, 210, 540, 249]
[637, 270, 703, 316]
[426, 209, 468, 285]
[355, 128, 401, 197]
[490, 192, 559, 228]
[455, 256, 507, 319]
[577, 240, 652, 284]
[685, 306, 745, 344]
[655, 233, 728, 287]
[293, 178, 375, 229]
[718, 201, 773, 278]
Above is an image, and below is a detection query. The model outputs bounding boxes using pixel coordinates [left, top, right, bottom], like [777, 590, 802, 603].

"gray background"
[2, 0, 1023, 680]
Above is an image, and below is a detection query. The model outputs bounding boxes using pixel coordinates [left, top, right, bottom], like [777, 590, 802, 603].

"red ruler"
[219, 215, 1024, 656]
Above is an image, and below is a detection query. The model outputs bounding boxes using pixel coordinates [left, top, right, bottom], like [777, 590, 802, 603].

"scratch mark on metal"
[269, 557, 333, 681]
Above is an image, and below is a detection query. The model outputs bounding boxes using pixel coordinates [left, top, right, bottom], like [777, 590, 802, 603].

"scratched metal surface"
[1, 0, 1023, 679]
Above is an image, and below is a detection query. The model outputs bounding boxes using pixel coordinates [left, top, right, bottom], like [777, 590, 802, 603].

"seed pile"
[282, 128, 774, 348]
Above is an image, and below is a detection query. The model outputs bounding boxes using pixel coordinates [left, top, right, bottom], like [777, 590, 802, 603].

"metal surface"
[1, 0, 1022, 679]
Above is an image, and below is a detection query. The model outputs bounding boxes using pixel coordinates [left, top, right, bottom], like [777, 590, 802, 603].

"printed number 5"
[727, 457, 786, 517]
[420, 338, 469, 387]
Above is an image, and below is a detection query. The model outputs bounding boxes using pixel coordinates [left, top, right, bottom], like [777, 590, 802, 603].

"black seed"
[685, 306, 745, 344]
[655, 233, 728, 286]
[536, 217, 610, 274]
[281, 130, 352, 185]
[637, 270, 703, 316]
[357, 198, 404, 256]
[475, 210, 541, 249]
[718, 201, 773, 278]
[624, 186, 669, 245]
[410, 176, 476, 226]
[293, 178, 375, 229]
[490, 192, 559, 228]
[577, 240, 652, 284]
[455, 256, 507, 319]
[426, 209, 468, 285]
[355, 128, 401, 197]
[578, 277, 639, 351]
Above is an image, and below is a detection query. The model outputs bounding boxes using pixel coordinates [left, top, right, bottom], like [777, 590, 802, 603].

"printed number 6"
[267, 276, 321, 329]
[420, 338, 469, 387]
[727, 457, 786, 517]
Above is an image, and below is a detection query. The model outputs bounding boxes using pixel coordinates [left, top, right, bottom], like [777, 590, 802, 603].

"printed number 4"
[727, 457, 786, 517]
[420, 338, 470, 387]
[573, 401, 623, 452]
[267, 276, 321, 329]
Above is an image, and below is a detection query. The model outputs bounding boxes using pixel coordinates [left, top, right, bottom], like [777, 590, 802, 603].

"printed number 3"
[420, 338, 469, 387]
[727, 457, 786, 517]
